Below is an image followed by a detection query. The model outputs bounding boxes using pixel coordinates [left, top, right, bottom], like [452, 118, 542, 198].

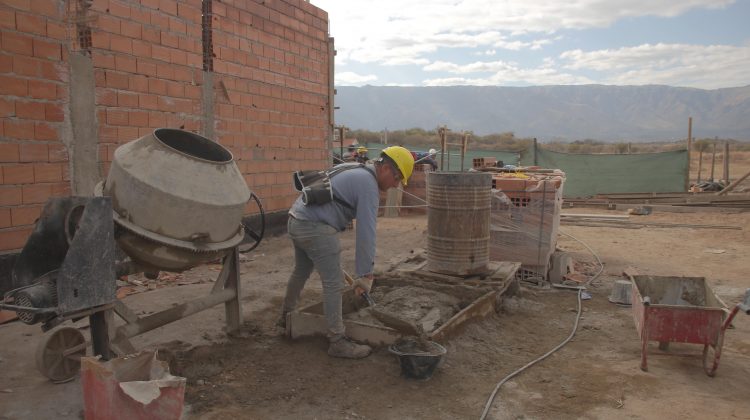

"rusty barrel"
[426, 172, 492, 276]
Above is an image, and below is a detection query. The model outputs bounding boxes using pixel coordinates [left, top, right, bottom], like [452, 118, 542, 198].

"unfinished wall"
[0, 0, 332, 254]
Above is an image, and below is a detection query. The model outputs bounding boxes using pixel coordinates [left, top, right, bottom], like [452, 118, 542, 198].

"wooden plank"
[429, 290, 497, 342]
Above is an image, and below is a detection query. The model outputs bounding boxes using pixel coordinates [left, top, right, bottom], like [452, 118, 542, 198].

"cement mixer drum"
[98, 128, 251, 271]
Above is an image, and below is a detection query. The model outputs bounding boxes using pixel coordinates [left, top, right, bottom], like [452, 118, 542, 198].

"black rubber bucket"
[389, 338, 447, 380]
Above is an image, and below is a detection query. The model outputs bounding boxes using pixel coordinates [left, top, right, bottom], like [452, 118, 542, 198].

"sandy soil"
[1, 210, 749, 420]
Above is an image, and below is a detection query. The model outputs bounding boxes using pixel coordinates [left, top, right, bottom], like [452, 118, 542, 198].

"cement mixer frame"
[0, 196, 249, 383]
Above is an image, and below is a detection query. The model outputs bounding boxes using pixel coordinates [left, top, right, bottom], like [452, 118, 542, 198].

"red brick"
[15, 12, 46, 35]
[166, 81, 184, 97]
[0, 186, 22, 206]
[129, 74, 148, 93]
[34, 123, 58, 140]
[11, 205, 41, 226]
[105, 71, 129, 89]
[129, 110, 148, 127]
[158, 0, 177, 15]
[139, 94, 157, 110]
[45, 103, 64, 122]
[0, 75, 28, 96]
[131, 8, 151, 25]
[91, 31, 111, 49]
[132, 39, 151, 57]
[136, 59, 157, 76]
[31, 0, 59, 17]
[22, 183, 52, 204]
[169, 48, 186, 65]
[2, 0, 31, 11]
[50, 181, 70, 197]
[120, 20, 141, 39]
[0, 208, 10, 228]
[19, 143, 48, 162]
[1, 31, 33, 55]
[0, 10, 15, 29]
[160, 31, 178, 48]
[109, 34, 133, 54]
[32, 38, 61, 59]
[15, 101, 46, 120]
[0, 98, 14, 118]
[117, 92, 139, 107]
[115, 55, 137, 72]
[47, 21, 67, 40]
[33, 163, 61, 182]
[34, 59, 64, 82]
[0, 144, 20, 162]
[147, 78, 167, 94]
[0, 227, 33, 251]
[107, 109, 129, 126]
[148, 112, 166, 127]
[4, 120, 34, 139]
[2, 164, 34, 184]
[108, 0, 131, 19]
[96, 14, 120, 34]
[151, 44, 171, 62]
[47, 144, 67, 162]
[142, 27, 159, 43]
[92, 51, 116, 69]
[27, 80, 57, 99]
[0, 54, 11, 73]
[97, 88, 117, 106]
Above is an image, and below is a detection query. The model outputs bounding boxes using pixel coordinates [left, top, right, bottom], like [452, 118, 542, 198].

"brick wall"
[0, 0, 332, 253]
[0, 0, 70, 251]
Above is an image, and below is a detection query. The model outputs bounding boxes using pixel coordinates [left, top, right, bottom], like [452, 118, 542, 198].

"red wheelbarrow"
[630, 275, 750, 376]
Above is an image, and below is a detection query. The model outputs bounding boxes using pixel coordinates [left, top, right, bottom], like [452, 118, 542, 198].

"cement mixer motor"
[0, 129, 264, 382]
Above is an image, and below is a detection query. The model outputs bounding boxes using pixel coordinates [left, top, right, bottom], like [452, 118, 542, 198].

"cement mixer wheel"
[35, 327, 87, 383]
[239, 192, 265, 253]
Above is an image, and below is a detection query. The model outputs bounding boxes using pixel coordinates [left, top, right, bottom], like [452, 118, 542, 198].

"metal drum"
[426, 172, 492, 276]
[97, 128, 250, 271]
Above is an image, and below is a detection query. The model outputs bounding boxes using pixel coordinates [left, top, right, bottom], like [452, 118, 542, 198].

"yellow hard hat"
[357, 146, 367, 154]
[381, 146, 414, 186]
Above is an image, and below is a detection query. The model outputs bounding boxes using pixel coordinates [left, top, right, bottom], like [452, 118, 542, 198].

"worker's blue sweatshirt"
[288, 163, 379, 278]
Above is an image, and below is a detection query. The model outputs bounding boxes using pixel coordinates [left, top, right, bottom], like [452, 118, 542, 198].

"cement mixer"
[0, 129, 264, 382]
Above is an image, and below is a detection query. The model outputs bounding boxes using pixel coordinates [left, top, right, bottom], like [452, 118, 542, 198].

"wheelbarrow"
[630, 275, 750, 376]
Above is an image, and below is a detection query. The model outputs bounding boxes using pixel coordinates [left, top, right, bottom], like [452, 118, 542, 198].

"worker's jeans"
[282, 217, 346, 340]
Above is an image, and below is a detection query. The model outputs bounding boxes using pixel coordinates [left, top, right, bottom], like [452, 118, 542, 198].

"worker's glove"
[352, 276, 373, 296]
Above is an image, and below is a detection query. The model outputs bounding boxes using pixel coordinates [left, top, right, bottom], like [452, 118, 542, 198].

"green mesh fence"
[363, 142, 520, 170]
[520, 148, 688, 198]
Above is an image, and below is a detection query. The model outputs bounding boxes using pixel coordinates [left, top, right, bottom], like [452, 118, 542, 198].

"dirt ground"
[1, 209, 749, 420]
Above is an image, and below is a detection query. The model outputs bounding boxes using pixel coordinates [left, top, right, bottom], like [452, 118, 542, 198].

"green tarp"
[521, 148, 688, 198]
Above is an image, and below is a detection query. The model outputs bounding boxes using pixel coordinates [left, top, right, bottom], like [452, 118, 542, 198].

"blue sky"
[309, 0, 750, 89]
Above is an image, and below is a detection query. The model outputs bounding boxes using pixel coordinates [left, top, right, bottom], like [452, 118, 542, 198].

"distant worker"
[412, 148, 439, 171]
[280, 146, 415, 359]
[355, 146, 369, 163]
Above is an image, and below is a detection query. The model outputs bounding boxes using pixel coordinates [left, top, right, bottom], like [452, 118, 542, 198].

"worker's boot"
[327, 336, 371, 359]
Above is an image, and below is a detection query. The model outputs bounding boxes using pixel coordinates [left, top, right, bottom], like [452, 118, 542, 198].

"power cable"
[479, 229, 603, 419]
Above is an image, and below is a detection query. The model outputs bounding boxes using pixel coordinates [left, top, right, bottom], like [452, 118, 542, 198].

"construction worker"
[355, 146, 369, 163]
[412, 148, 439, 171]
[280, 146, 415, 359]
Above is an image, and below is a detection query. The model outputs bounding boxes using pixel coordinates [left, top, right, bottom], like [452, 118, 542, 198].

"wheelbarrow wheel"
[702, 333, 724, 377]
[35, 327, 87, 383]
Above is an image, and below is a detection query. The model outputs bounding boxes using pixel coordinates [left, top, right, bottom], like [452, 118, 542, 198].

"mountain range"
[333, 85, 750, 142]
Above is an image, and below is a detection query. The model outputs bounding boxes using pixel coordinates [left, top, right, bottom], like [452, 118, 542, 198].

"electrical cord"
[479, 229, 603, 420]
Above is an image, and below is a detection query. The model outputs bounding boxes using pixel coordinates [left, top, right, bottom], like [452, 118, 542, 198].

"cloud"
[336, 72, 378, 85]
[559, 43, 750, 88]
[313, 0, 733, 65]
[423, 64, 593, 86]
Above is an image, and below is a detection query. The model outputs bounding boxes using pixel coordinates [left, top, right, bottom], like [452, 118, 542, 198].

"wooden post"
[627, 142, 632, 154]
[686, 117, 692, 191]
[533, 138, 538, 166]
[697, 149, 703, 184]
[723, 141, 730, 183]
[710, 139, 717, 181]
[384, 186, 402, 217]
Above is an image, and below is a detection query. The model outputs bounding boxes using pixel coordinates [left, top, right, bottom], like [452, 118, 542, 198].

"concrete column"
[67, 53, 100, 196]
[202, 71, 215, 141]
